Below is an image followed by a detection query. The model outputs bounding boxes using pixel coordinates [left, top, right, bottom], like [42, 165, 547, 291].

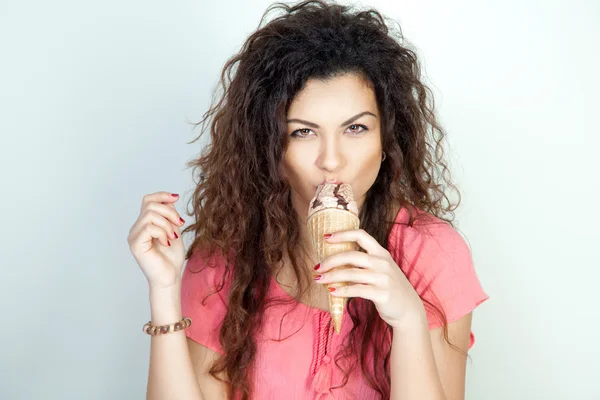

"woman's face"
[283, 72, 383, 220]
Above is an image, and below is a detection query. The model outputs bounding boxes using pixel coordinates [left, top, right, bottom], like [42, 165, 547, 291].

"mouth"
[320, 180, 343, 185]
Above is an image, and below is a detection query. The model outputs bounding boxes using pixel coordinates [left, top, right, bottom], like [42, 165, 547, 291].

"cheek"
[350, 142, 381, 168]
[283, 151, 310, 182]
[350, 145, 382, 196]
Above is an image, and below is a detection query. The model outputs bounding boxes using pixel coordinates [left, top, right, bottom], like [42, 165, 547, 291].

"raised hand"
[127, 191, 186, 290]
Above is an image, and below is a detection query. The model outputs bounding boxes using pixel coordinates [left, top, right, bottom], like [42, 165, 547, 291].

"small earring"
[381, 151, 387, 161]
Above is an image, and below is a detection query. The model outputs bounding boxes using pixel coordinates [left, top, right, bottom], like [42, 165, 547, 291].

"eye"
[290, 128, 315, 139]
[289, 124, 369, 139]
[347, 124, 368, 135]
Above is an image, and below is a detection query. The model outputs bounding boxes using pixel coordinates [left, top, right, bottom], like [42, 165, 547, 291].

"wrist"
[149, 284, 183, 325]
[391, 307, 429, 335]
[149, 282, 182, 298]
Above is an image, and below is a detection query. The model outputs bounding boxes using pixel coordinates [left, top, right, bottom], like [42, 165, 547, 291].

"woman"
[127, 1, 489, 399]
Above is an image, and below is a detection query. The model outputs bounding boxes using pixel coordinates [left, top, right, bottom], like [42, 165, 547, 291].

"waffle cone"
[307, 208, 360, 334]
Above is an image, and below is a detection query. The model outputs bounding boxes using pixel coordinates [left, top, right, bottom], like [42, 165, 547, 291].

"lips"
[316, 181, 342, 190]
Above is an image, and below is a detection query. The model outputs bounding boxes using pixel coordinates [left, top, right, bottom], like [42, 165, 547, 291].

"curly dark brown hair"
[181, 1, 468, 398]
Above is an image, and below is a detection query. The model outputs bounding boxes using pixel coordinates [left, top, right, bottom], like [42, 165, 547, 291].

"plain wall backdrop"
[1, 0, 598, 399]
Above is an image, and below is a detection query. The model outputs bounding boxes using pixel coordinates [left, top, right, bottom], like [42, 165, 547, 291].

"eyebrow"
[286, 111, 378, 129]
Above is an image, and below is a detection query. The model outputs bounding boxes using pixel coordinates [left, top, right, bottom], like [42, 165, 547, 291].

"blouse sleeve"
[389, 218, 489, 349]
[180, 249, 231, 355]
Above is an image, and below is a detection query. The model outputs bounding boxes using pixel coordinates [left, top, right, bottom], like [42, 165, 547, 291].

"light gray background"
[1, 0, 598, 399]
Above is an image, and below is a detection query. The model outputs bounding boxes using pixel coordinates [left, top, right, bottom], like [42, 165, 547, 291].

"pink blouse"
[181, 207, 489, 399]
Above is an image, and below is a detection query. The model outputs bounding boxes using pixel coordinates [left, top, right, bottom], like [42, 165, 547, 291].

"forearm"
[146, 285, 205, 400]
[390, 312, 447, 400]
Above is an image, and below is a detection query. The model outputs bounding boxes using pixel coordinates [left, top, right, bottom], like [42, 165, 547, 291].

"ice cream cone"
[307, 207, 360, 334]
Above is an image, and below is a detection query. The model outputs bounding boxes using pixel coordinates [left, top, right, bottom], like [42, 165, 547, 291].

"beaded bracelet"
[143, 317, 192, 336]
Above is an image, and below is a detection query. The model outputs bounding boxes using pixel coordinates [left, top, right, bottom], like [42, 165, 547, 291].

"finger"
[154, 202, 186, 243]
[161, 194, 181, 209]
[328, 283, 385, 303]
[130, 221, 172, 251]
[130, 210, 179, 243]
[146, 202, 185, 230]
[319, 251, 380, 273]
[324, 229, 387, 257]
[141, 191, 180, 212]
[315, 267, 384, 286]
[160, 200, 179, 225]
[161, 201, 176, 209]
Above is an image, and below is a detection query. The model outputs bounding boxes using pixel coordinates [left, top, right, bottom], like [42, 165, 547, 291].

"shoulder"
[387, 206, 468, 264]
[181, 247, 234, 322]
[182, 247, 233, 299]
[181, 247, 234, 355]
[387, 206, 488, 328]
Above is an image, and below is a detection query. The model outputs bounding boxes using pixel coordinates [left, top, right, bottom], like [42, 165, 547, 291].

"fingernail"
[328, 287, 336, 292]
[314, 274, 322, 280]
[168, 240, 171, 246]
[324, 233, 332, 239]
[180, 217, 185, 224]
[173, 232, 178, 239]
[171, 193, 179, 197]
[314, 263, 320, 270]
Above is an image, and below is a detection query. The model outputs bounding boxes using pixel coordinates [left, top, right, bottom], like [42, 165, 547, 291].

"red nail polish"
[324, 233, 332, 239]
[328, 287, 336, 292]
[173, 232, 178, 239]
[314, 274, 322, 280]
[171, 193, 179, 197]
[168, 240, 171, 246]
[314, 263, 320, 270]
[180, 217, 185, 224]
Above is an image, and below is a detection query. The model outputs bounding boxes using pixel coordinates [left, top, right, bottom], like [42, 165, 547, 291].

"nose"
[315, 135, 345, 172]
